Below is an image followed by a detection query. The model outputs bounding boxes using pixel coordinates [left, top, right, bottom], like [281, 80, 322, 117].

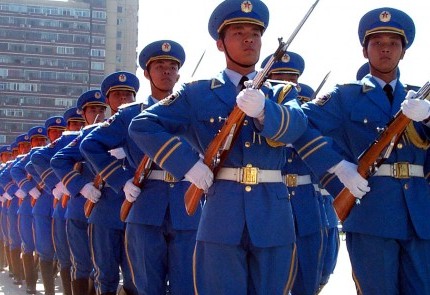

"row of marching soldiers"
[0, 41, 339, 295]
[0, 3, 341, 295]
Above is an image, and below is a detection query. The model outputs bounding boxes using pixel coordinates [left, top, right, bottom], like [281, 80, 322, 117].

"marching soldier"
[0, 134, 29, 286]
[31, 107, 85, 295]
[0, 145, 13, 272]
[293, 7, 430, 294]
[51, 90, 108, 295]
[260, 53, 325, 295]
[80, 71, 140, 295]
[128, 0, 308, 293]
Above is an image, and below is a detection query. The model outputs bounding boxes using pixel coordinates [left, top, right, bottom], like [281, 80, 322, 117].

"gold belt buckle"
[163, 172, 176, 183]
[393, 162, 410, 178]
[285, 174, 298, 187]
[240, 165, 259, 185]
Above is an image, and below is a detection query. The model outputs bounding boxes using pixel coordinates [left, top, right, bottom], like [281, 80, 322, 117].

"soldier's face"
[147, 60, 180, 92]
[364, 33, 405, 76]
[68, 121, 85, 131]
[218, 23, 262, 70]
[83, 105, 106, 124]
[31, 137, 47, 148]
[48, 129, 63, 142]
[107, 90, 135, 111]
[18, 142, 31, 154]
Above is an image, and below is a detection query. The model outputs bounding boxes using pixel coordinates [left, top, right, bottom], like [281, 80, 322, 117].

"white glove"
[109, 148, 126, 159]
[80, 183, 101, 203]
[329, 160, 370, 199]
[401, 90, 430, 122]
[184, 159, 214, 191]
[55, 181, 70, 196]
[52, 186, 63, 200]
[29, 187, 41, 200]
[15, 188, 27, 199]
[236, 88, 265, 119]
[4, 193, 12, 200]
[123, 178, 141, 203]
[0, 195, 5, 202]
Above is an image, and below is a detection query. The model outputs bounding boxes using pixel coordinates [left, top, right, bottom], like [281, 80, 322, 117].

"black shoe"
[26, 285, 37, 294]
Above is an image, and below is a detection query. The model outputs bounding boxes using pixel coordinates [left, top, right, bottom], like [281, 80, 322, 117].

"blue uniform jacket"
[80, 101, 202, 229]
[51, 126, 98, 222]
[294, 76, 430, 239]
[31, 131, 80, 219]
[129, 71, 308, 247]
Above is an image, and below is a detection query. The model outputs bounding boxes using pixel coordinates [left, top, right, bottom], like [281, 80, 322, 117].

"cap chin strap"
[223, 40, 257, 69]
[368, 60, 399, 75]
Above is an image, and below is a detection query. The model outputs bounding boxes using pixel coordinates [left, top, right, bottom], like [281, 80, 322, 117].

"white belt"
[313, 184, 331, 196]
[373, 163, 424, 178]
[216, 167, 283, 184]
[284, 174, 312, 187]
[146, 170, 184, 182]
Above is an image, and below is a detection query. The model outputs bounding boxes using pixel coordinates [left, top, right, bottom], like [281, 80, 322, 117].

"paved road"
[0, 236, 357, 295]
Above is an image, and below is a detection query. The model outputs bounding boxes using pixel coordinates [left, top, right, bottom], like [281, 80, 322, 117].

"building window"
[57, 46, 75, 55]
[91, 62, 104, 70]
[5, 109, 24, 117]
[117, 18, 123, 25]
[116, 31, 122, 38]
[116, 43, 122, 50]
[117, 6, 123, 13]
[92, 11, 106, 19]
[90, 49, 105, 57]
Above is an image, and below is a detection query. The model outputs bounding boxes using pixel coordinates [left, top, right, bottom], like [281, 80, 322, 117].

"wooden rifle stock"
[183, 0, 320, 216]
[333, 82, 430, 222]
[119, 155, 151, 222]
[61, 162, 82, 209]
[84, 174, 103, 218]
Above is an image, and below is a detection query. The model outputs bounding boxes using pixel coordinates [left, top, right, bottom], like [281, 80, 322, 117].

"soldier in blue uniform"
[260, 54, 325, 295]
[0, 134, 30, 285]
[81, 41, 200, 295]
[293, 7, 430, 294]
[79, 71, 139, 295]
[0, 143, 16, 279]
[0, 145, 13, 272]
[128, 0, 308, 293]
[31, 108, 85, 295]
[51, 90, 108, 295]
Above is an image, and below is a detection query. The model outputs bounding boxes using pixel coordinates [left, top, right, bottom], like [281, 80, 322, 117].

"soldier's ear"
[362, 47, 368, 59]
[143, 69, 150, 80]
[176, 74, 180, 82]
[216, 39, 225, 52]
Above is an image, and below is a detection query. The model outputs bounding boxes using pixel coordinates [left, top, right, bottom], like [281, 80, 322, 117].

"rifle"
[333, 82, 430, 222]
[119, 155, 152, 222]
[84, 173, 103, 218]
[311, 71, 331, 100]
[61, 162, 82, 208]
[184, 0, 320, 216]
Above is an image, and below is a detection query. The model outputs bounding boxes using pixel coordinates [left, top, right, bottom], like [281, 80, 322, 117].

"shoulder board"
[62, 131, 80, 136]
[118, 101, 143, 110]
[83, 122, 102, 130]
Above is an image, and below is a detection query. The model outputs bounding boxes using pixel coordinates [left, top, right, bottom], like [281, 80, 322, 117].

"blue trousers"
[52, 218, 71, 269]
[291, 230, 324, 295]
[66, 218, 93, 280]
[320, 227, 339, 285]
[18, 214, 35, 254]
[346, 232, 430, 294]
[7, 203, 21, 250]
[126, 221, 197, 295]
[33, 214, 55, 261]
[194, 227, 297, 295]
[89, 223, 136, 294]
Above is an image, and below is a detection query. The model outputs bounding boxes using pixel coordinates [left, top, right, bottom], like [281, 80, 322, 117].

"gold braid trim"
[404, 122, 430, 149]
[266, 84, 293, 147]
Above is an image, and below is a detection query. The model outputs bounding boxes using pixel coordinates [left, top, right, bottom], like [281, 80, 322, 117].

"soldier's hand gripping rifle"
[119, 155, 152, 222]
[333, 82, 430, 222]
[184, 0, 320, 216]
[61, 162, 82, 208]
[83, 173, 103, 218]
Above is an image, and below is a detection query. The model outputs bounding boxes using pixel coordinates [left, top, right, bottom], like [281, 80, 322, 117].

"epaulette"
[62, 131, 80, 136]
[83, 122, 102, 130]
[118, 101, 143, 110]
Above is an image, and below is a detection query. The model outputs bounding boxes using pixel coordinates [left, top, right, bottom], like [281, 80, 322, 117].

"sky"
[135, 0, 430, 101]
